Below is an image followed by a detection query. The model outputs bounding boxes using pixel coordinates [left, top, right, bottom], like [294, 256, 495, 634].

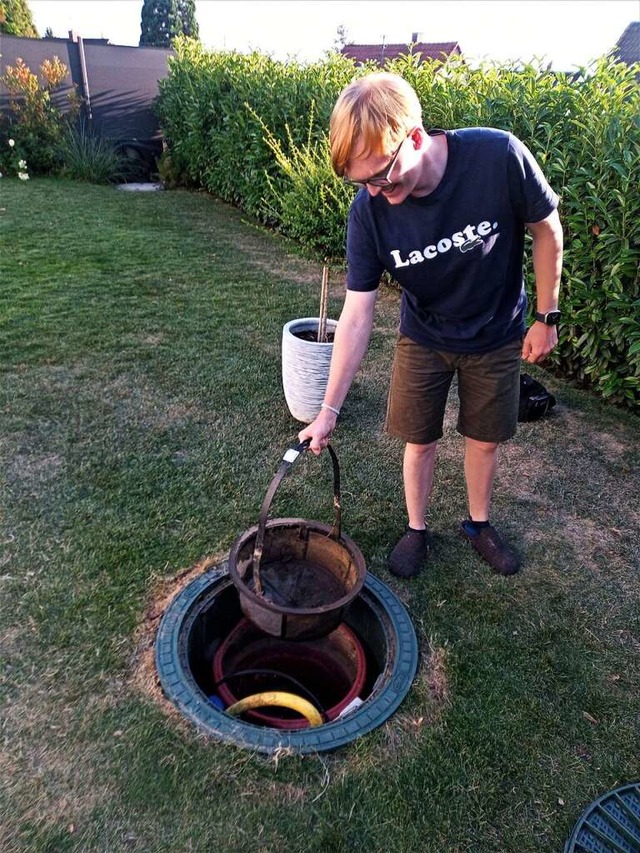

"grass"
[1, 177, 639, 853]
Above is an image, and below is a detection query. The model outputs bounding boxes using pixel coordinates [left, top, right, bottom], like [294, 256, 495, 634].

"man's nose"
[366, 184, 382, 197]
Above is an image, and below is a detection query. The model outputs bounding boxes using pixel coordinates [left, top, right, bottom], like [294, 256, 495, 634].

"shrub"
[549, 60, 640, 407]
[0, 55, 79, 174]
[158, 45, 639, 410]
[0, 135, 29, 179]
[156, 37, 352, 218]
[157, 147, 182, 188]
[58, 121, 129, 184]
[255, 103, 354, 258]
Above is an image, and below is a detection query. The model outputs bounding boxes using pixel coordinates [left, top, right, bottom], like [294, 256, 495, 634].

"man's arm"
[522, 208, 564, 364]
[299, 288, 378, 453]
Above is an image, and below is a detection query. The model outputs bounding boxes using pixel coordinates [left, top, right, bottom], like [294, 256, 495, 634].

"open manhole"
[155, 561, 418, 754]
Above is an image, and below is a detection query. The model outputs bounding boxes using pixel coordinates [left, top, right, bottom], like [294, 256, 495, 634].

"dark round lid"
[564, 782, 640, 852]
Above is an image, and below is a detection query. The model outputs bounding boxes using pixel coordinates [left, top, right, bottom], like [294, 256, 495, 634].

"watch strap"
[535, 310, 561, 325]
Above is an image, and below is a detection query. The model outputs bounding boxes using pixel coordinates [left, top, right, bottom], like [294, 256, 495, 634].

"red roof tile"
[341, 41, 462, 65]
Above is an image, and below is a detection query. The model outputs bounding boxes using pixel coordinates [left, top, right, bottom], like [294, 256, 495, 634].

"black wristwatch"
[535, 310, 561, 326]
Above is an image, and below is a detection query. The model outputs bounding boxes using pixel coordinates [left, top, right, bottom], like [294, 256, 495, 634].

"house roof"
[340, 41, 461, 66]
[613, 21, 640, 66]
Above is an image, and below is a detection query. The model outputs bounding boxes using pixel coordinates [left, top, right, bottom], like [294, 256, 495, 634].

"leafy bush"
[0, 55, 79, 173]
[0, 135, 29, 179]
[255, 103, 355, 258]
[155, 44, 640, 410]
[156, 37, 352, 218]
[550, 62, 640, 407]
[0, 0, 38, 37]
[156, 147, 182, 189]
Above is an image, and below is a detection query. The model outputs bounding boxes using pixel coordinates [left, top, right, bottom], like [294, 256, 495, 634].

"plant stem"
[318, 262, 329, 343]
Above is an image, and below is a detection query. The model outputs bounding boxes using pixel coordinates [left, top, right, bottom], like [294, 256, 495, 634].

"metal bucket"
[228, 441, 367, 641]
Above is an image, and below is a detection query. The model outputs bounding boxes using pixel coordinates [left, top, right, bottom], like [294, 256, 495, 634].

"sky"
[28, 0, 638, 71]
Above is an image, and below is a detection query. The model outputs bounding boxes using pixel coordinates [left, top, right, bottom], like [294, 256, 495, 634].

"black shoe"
[460, 520, 520, 576]
[388, 527, 431, 578]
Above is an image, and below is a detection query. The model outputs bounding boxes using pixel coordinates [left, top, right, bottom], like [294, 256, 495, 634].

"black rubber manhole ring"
[564, 781, 640, 852]
[155, 562, 418, 754]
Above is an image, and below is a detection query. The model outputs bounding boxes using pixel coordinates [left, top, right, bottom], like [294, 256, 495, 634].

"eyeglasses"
[343, 131, 412, 188]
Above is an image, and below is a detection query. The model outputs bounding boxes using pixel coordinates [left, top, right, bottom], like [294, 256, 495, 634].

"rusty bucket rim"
[228, 517, 367, 619]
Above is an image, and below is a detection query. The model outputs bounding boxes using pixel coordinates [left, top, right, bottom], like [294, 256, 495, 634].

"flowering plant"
[0, 56, 77, 175]
[0, 138, 29, 180]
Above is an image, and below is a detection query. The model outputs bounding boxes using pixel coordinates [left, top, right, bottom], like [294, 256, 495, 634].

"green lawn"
[1, 178, 638, 853]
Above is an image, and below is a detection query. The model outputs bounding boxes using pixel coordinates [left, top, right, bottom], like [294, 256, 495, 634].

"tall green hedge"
[156, 37, 350, 215]
[157, 40, 640, 411]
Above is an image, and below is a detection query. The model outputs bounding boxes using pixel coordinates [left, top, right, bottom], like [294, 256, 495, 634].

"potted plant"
[282, 263, 337, 423]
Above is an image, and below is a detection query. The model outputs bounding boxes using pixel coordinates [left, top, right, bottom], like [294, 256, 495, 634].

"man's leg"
[387, 441, 437, 578]
[385, 337, 453, 579]
[404, 440, 438, 529]
[461, 437, 519, 575]
[463, 437, 498, 522]
[456, 340, 522, 575]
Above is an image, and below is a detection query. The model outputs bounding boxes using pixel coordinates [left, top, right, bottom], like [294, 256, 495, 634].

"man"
[299, 72, 563, 579]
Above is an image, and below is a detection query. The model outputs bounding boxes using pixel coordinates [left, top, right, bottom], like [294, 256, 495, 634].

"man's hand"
[522, 322, 558, 364]
[298, 408, 337, 455]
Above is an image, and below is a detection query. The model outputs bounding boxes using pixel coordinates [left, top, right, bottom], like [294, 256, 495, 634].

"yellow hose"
[224, 691, 323, 727]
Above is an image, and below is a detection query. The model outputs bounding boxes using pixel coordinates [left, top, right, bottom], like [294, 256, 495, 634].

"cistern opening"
[155, 563, 418, 754]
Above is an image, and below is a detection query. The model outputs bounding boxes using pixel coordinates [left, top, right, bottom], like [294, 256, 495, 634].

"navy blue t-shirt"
[346, 128, 559, 353]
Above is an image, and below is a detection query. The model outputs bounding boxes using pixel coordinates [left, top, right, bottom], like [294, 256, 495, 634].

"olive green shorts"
[385, 335, 522, 445]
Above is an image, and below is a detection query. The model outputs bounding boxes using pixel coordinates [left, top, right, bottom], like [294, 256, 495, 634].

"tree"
[332, 24, 351, 52]
[0, 0, 39, 38]
[176, 0, 198, 39]
[139, 0, 198, 48]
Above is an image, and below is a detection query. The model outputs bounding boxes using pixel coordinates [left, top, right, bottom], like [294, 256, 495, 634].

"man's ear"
[410, 126, 426, 148]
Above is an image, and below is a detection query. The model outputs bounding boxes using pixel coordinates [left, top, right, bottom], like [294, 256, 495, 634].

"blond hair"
[329, 72, 423, 176]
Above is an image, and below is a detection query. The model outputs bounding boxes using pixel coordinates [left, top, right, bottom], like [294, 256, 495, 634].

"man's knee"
[405, 440, 438, 458]
[465, 437, 499, 454]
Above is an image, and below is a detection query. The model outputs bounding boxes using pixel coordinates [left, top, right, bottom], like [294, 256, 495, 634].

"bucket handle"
[252, 439, 341, 596]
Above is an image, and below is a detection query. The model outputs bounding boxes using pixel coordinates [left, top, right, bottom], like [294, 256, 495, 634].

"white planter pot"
[282, 317, 338, 423]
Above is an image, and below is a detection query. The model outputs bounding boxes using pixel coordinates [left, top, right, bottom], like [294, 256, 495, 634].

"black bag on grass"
[518, 373, 557, 422]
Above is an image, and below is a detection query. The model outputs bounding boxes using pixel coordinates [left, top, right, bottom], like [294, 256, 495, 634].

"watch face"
[537, 311, 561, 325]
